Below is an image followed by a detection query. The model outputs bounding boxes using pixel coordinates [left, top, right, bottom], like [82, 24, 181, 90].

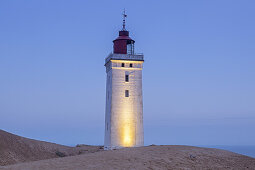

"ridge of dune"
[1, 130, 255, 169]
[1, 145, 255, 170]
[0, 130, 102, 166]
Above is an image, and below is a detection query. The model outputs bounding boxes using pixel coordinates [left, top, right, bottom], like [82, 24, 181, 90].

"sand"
[1, 130, 255, 170]
[0, 130, 102, 166]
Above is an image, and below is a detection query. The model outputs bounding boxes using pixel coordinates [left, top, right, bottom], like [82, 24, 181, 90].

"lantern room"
[113, 30, 135, 55]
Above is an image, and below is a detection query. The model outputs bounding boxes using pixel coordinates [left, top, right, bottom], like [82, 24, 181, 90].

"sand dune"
[0, 130, 102, 166]
[1, 130, 255, 170]
[2, 146, 255, 170]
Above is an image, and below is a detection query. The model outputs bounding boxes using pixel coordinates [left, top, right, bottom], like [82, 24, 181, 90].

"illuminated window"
[125, 90, 129, 97]
[121, 63, 125, 67]
[130, 63, 133, 67]
[125, 75, 129, 82]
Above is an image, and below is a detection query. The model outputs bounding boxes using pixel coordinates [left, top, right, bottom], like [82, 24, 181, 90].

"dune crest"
[0, 130, 102, 166]
[1, 130, 255, 169]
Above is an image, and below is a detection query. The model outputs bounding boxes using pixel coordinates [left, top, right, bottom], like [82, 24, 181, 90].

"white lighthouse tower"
[104, 12, 144, 150]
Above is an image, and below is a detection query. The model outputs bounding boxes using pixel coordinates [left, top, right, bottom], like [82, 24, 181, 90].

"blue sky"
[0, 0, 254, 146]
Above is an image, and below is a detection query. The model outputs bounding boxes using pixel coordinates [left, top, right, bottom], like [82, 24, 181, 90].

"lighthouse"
[104, 11, 144, 150]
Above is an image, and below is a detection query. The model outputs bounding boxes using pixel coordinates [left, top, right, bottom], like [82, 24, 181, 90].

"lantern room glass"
[127, 41, 134, 55]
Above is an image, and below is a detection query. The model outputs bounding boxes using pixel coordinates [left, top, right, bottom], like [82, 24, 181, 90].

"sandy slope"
[1, 145, 255, 170]
[0, 130, 102, 166]
[1, 130, 255, 169]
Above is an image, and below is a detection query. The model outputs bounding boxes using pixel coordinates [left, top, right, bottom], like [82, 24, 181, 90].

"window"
[121, 63, 125, 67]
[130, 63, 133, 67]
[125, 75, 129, 82]
[127, 41, 134, 54]
[125, 90, 129, 97]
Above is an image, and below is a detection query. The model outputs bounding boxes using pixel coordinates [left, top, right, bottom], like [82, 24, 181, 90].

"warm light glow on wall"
[121, 120, 135, 147]
[112, 67, 142, 70]
[118, 93, 136, 147]
[111, 60, 144, 64]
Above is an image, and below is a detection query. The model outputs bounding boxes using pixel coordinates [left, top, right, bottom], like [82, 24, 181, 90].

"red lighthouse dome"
[113, 11, 135, 55]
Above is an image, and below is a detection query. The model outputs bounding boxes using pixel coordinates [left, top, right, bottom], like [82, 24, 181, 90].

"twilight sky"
[0, 0, 254, 146]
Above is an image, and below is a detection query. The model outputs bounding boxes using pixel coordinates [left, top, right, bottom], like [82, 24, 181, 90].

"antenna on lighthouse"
[122, 9, 127, 30]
